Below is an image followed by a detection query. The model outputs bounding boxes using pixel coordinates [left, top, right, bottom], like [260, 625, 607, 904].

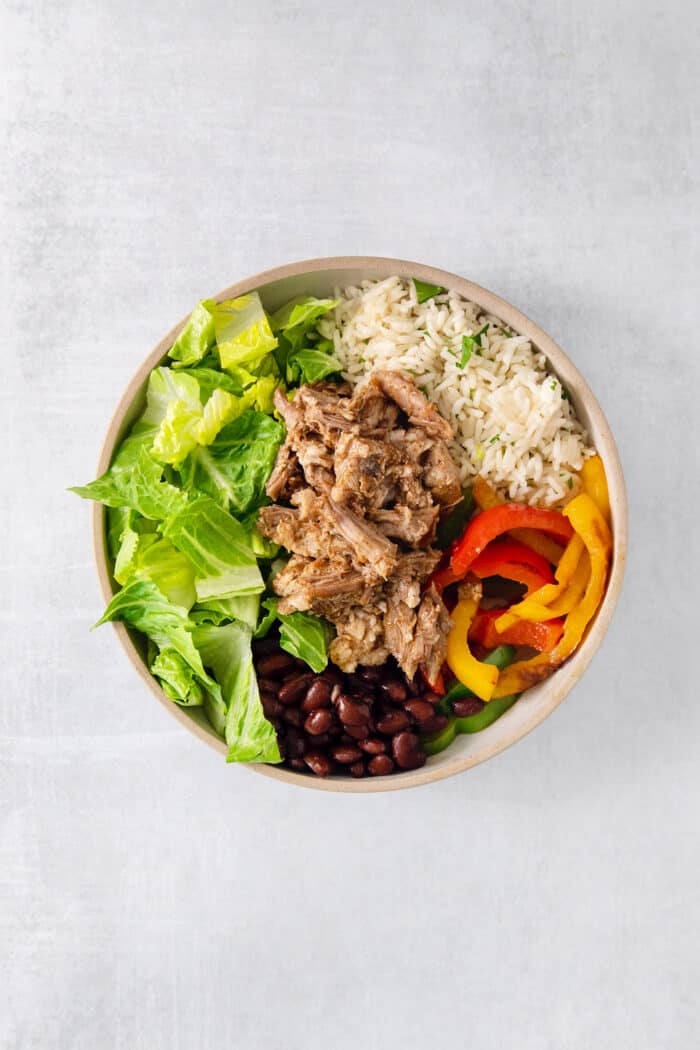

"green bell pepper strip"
[437, 644, 515, 713]
[425, 644, 518, 756]
[423, 694, 520, 755]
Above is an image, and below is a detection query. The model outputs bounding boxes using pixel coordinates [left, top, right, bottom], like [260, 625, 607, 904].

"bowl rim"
[92, 255, 628, 793]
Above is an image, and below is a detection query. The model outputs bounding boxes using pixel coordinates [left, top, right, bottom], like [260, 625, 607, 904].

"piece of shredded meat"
[259, 371, 460, 677]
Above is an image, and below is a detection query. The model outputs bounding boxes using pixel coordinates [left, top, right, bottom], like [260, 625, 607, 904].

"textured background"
[3, 1, 699, 1047]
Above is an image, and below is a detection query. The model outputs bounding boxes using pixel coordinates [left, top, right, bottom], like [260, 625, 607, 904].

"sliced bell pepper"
[472, 476, 564, 564]
[438, 644, 515, 712]
[420, 666, 446, 696]
[494, 533, 585, 631]
[472, 475, 501, 511]
[469, 537, 555, 595]
[581, 455, 611, 524]
[450, 504, 574, 578]
[423, 694, 520, 755]
[470, 608, 564, 652]
[445, 596, 500, 701]
[491, 494, 612, 698]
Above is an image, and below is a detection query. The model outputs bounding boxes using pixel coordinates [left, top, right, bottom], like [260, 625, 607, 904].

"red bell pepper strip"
[450, 504, 574, 577]
[468, 608, 564, 653]
[468, 537, 555, 595]
[420, 666, 446, 696]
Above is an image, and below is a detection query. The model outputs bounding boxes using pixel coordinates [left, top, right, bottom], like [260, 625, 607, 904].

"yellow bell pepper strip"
[445, 596, 500, 701]
[473, 475, 501, 511]
[494, 533, 585, 632]
[472, 476, 564, 564]
[491, 494, 612, 698]
[581, 455, 611, 524]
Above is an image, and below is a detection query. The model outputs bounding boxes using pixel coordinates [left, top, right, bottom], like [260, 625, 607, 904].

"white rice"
[318, 276, 593, 507]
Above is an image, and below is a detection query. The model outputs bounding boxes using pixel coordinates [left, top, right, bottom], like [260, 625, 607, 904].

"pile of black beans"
[253, 637, 450, 778]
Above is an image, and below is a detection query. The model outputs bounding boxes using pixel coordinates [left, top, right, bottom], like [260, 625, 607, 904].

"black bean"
[304, 751, 332, 777]
[359, 737, 386, 755]
[257, 652, 298, 678]
[343, 723, 370, 741]
[404, 699, 435, 725]
[301, 679, 332, 712]
[452, 698, 485, 718]
[278, 673, 312, 705]
[376, 709, 410, 735]
[331, 744, 363, 764]
[422, 691, 443, 706]
[289, 758, 306, 771]
[336, 695, 370, 726]
[368, 754, 395, 776]
[421, 713, 450, 734]
[381, 679, 407, 703]
[392, 731, 426, 770]
[349, 760, 366, 778]
[304, 708, 333, 736]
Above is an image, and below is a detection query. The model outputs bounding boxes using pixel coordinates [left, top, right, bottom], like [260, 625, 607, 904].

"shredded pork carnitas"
[257, 371, 462, 681]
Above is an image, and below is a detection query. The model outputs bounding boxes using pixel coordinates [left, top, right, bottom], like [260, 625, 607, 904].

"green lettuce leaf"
[151, 649, 204, 706]
[278, 609, 334, 673]
[213, 293, 278, 370]
[178, 366, 248, 402]
[95, 578, 222, 702]
[162, 495, 264, 601]
[70, 446, 188, 521]
[130, 537, 197, 610]
[111, 421, 160, 469]
[286, 346, 341, 385]
[178, 411, 284, 516]
[193, 622, 281, 763]
[114, 525, 157, 585]
[254, 597, 280, 639]
[270, 295, 338, 347]
[151, 397, 203, 465]
[168, 300, 216, 368]
[191, 594, 260, 630]
[255, 598, 332, 671]
[142, 367, 202, 427]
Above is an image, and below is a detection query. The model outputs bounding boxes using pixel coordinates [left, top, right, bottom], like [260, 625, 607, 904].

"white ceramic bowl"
[93, 257, 627, 792]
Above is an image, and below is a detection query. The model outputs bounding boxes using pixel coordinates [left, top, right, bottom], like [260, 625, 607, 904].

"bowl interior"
[95, 258, 627, 792]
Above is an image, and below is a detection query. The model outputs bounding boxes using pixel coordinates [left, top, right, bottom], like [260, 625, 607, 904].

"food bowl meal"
[73, 257, 627, 792]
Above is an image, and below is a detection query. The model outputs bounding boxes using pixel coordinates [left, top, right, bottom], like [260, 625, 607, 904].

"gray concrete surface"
[3, 1, 699, 1047]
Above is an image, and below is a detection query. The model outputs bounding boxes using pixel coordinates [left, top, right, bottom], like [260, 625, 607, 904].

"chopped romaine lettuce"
[142, 367, 202, 427]
[168, 300, 216, 368]
[130, 537, 197, 610]
[278, 609, 334, 673]
[178, 411, 283, 516]
[70, 446, 188, 521]
[193, 622, 281, 763]
[178, 366, 248, 402]
[270, 296, 339, 348]
[255, 597, 333, 672]
[286, 346, 341, 385]
[213, 293, 278, 370]
[151, 649, 204, 706]
[162, 495, 264, 601]
[95, 578, 222, 702]
[192, 594, 260, 630]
